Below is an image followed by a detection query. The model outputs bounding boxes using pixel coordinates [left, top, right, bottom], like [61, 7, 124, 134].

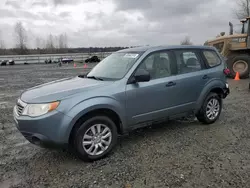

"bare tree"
[0, 30, 5, 49]
[40, 38, 46, 49]
[54, 35, 59, 49]
[36, 37, 41, 49]
[180, 36, 193, 45]
[235, 0, 250, 19]
[0, 40, 4, 49]
[0, 30, 5, 55]
[46, 34, 55, 52]
[58, 34, 64, 49]
[14, 21, 27, 54]
[58, 33, 68, 49]
[63, 33, 68, 48]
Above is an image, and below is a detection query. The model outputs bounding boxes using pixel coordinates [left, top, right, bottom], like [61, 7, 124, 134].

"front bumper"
[17, 131, 67, 149]
[13, 106, 72, 149]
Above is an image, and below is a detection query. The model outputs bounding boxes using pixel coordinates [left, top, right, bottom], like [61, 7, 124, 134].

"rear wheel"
[73, 116, 118, 162]
[196, 92, 222, 124]
[227, 54, 249, 79]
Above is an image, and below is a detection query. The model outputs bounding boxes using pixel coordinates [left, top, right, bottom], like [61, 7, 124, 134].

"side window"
[203, 50, 221, 67]
[212, 42, 224, 53]
[174, 50, 202, 74]
[144, 55, 154, 70]
[136, 51, 176, 80]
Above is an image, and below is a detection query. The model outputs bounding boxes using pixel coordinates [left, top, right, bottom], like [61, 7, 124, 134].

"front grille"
[16, 104, 24, 116]
[15, 99, 27, 116]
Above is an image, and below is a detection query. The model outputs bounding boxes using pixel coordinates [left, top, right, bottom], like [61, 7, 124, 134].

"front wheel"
[73, 116, 118, 162]
[196, 93, 222, 124]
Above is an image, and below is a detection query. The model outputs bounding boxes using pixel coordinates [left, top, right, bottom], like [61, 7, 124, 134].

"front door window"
[136, 51, 177, 79]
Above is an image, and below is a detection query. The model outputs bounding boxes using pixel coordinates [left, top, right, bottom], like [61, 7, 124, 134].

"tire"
[196, 92, 222, 124]
[227, 54, 250, 79]
[73, 116, 118, 162]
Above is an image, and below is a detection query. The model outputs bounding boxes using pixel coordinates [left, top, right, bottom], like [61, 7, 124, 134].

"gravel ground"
[1, 64, 250, 188]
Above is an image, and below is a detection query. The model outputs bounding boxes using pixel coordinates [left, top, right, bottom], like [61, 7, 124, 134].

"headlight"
[22, 101, 60, 117]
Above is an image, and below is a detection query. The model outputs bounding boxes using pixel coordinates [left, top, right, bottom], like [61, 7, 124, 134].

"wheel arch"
[195, 80, 225, 114]
[68, 108, 124, 146]
[65, 98, 126, 145]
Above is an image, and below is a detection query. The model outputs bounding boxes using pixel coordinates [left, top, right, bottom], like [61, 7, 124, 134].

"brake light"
[223, 68, 230, 75]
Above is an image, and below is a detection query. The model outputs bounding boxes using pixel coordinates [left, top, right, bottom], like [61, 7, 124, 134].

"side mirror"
[134, 69, 150, 82]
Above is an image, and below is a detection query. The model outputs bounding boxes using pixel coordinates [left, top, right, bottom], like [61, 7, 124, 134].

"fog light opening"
[32, 136, 41, 145]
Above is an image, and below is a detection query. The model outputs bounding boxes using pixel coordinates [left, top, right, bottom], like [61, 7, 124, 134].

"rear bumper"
[223, 83, 230, 98]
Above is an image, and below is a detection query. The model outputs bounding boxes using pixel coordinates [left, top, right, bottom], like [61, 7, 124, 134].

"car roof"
[117, 45, 216, 53]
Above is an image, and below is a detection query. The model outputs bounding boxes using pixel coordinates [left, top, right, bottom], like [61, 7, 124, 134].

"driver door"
[125, 50, 178, 126]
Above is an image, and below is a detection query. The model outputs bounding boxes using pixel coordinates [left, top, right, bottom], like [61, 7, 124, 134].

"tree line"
[0, 21, 72, 55]
[0, 21, 128, 55]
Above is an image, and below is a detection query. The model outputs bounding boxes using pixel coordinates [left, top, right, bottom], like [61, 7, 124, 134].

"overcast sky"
[0, 0, 240, 48]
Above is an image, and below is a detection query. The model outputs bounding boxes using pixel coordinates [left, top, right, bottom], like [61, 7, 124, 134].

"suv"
[13, 45, 230, 162]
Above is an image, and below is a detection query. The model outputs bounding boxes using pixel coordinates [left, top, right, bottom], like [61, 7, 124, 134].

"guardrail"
[0, 52, 113, 64]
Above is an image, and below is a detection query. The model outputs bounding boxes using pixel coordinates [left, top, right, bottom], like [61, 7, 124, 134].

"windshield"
[87, 52, 143, 80]
[242, 20, 249, 34]
[213, 42, 224, 53]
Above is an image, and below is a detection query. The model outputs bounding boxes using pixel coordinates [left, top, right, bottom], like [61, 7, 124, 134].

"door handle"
[166, 81, 176, 87]
[202, 75, 209, 79]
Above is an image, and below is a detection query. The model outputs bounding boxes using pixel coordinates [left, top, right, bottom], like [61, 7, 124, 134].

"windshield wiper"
[78, 74, 86, 78]
[86, 76, 103, 81]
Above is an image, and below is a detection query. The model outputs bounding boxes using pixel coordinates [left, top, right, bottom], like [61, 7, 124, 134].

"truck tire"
[227, 54, 249, 79]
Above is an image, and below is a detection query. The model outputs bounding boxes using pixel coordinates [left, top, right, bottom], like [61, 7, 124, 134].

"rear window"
[203, 50, 221, 67]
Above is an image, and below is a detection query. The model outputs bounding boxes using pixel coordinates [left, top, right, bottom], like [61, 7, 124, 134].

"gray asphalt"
[1, 64, 250, 188]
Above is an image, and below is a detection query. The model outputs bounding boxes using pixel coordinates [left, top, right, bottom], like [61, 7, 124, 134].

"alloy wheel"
[206, 98, 220, 120]
[82, 124, 112, 156]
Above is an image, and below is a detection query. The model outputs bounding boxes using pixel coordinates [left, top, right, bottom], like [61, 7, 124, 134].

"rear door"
[171, 49, 209, 111]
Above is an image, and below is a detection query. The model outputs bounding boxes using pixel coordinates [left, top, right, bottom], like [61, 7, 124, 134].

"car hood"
[20, 76, 112, 103]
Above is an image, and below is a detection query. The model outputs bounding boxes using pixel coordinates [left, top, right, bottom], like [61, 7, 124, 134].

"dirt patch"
[1, 65, 250, 188]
